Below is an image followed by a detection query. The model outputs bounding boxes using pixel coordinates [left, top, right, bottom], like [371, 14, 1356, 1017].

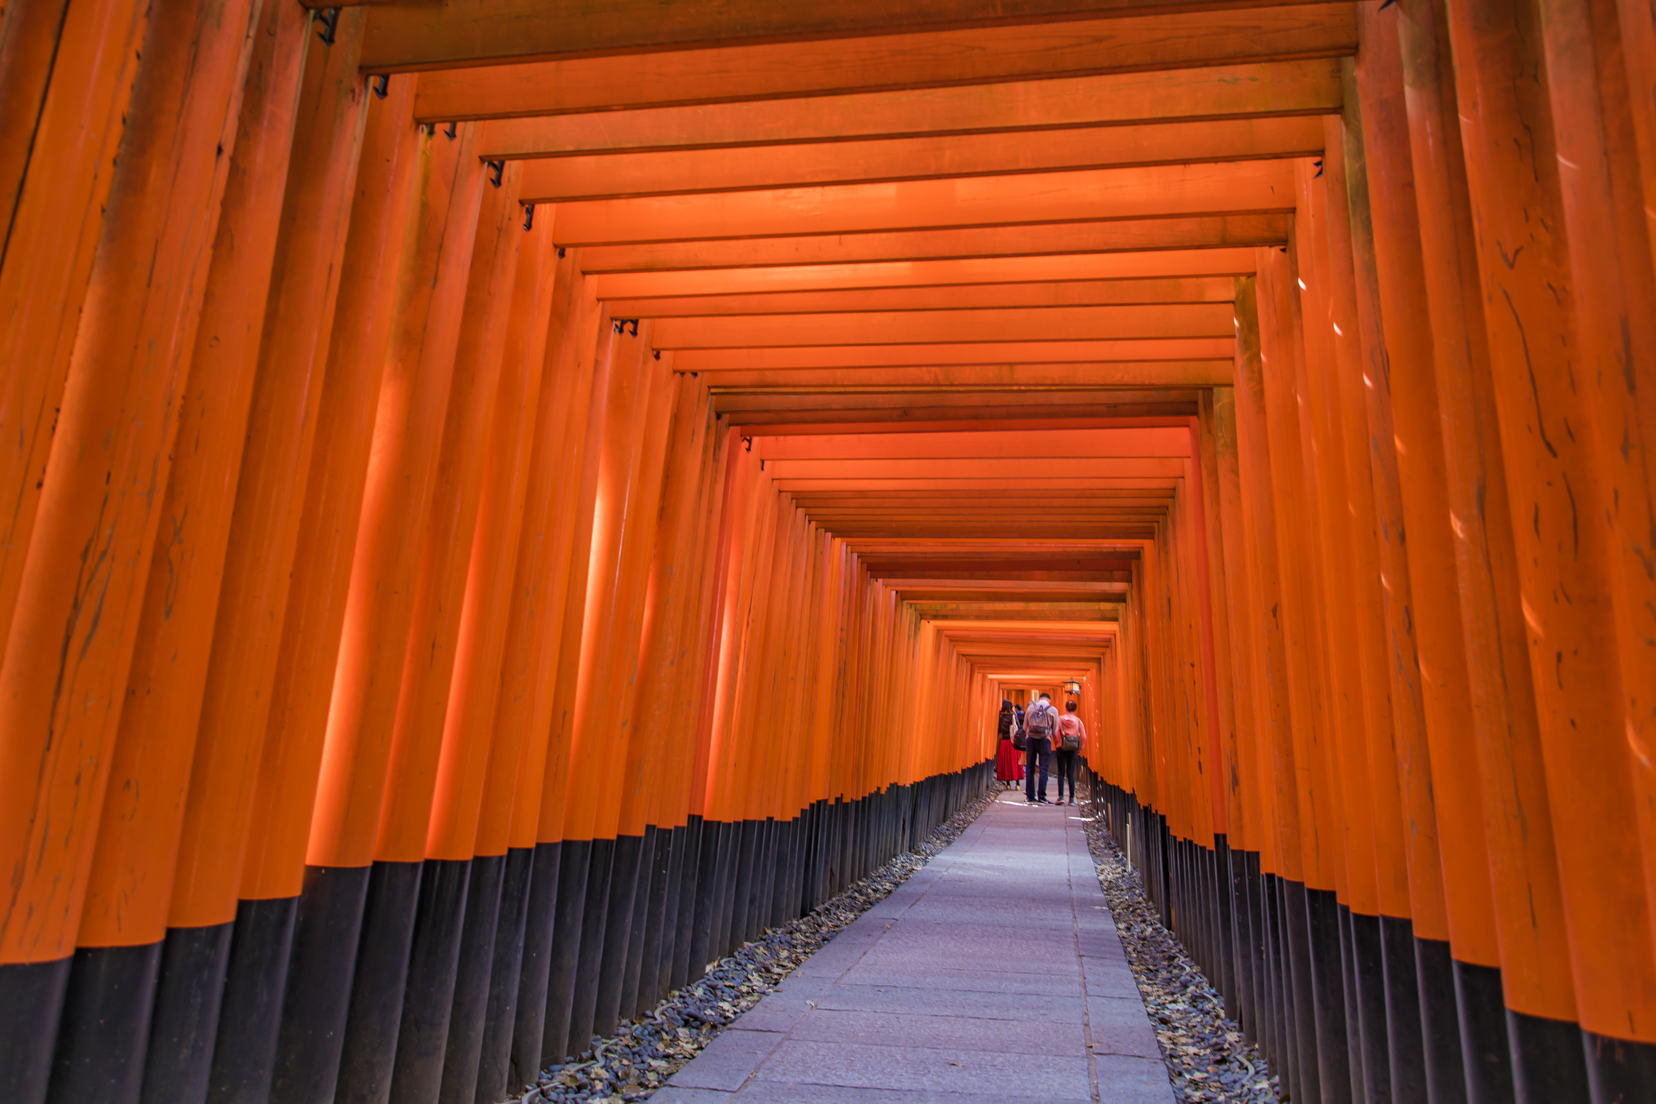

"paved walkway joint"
[653, 792, 1177, 1103]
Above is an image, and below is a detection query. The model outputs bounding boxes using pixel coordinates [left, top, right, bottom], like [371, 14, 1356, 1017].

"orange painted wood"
[654, 305, 1235, 348]
[406, 4, 1355, 114]
[550, 161, 1295, 244]
[1537, 0, 1656, 955]
[574, 215, 1288, 273]
[673, 343, 1233, 373]
[1348, 0, 1458, 950]
[435, 201, 559, 862]
[500, 264, 606, 852]
[591, 248, 1257, 299]
[1231, 272, 1297, 882]
[476, 61, 1339, 154]
[306, 122, 486, 871]
[0, 0, 75, 235]
[78, 0, 312, 946]
[237, 63, 411, 902]
[0, 0, 148, 664]
[1324, 103, 1417, 923]
[1295, 158, 1381, 915]
[1396, 0, 1572, 1002]
[366, 0, 1335, 71]
[513, 117, 1324, 201]
[603, 276, 1233, 318]
[0, 0, 259, 964]
[1446, 0, 1656, 1036]
[377, 160, 524, 866]
[531, 302, 620, 848]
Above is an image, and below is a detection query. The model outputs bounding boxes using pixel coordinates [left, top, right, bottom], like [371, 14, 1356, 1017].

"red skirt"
[995, 738, 1025, 781]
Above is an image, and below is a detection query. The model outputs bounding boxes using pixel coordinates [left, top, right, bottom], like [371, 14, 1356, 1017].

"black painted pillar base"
[390, 857, 472, 1104]
[0, 957, 70, 1104]
[537, 839, 588, 1070]
[141, 920, 233, 1104]
[568, 838, 614, 1058]
[1349, 911, 1390, 1104]
[439, 852, 504, 1104]
[671, 818, 702, 993]
[1305, 887, 1352, 1104]
[1376, 916, 1427, 1104]
[268, 865, 370, 1104]
[1505, 1007, 1589, 1104]
[480, 844, 538, 1102]
[332, 860, 425, 1104]
[1451, 958, 1515, 1104]
[45, 942, 162, 1104]
[1582, 1031, 1656, 1104]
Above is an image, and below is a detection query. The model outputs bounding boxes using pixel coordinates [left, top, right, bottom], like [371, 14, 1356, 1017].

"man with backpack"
[1023, 692, 1057, 804]
[1053, 700, 1086, 806]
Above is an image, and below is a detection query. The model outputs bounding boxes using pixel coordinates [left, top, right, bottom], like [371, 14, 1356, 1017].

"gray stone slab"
[755, 1039, 1092, 1096]
[813, 983, 1084, 1022]
[789, 1008, 1085, 1053]
[1092, 1055, 1180, 1103]
[731, 993, 818, 1033]
[1081, 956, 1143, 998]
[650, 1088, 734, 1103]
[668, 1030, 784, 1092]
[1088, 996, 1163, 1059]
[734, 1081, 1093, 1103]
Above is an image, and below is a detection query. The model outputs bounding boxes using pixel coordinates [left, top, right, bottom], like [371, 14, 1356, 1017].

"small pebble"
[1083, 813, 1282, 1104]
[508, 786, 1001, 1103]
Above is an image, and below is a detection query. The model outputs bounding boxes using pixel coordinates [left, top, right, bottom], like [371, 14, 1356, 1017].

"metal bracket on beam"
[372, 74, 389, 99]
[487, 160, 505, 188]
[612, 318, 639, 336]
[444, 121, 458, 141]
[522, 203, 535, 231]
[315, 6, 340, 45]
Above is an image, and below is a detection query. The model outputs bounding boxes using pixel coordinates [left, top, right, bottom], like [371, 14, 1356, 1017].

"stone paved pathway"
[653, 791, 1177, 1103]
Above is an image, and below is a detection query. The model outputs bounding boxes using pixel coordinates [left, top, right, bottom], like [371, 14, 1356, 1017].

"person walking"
[995, 699, 1024, 788]
[1023, 692, 1056, 804]
[1053, 700, 1086, 805]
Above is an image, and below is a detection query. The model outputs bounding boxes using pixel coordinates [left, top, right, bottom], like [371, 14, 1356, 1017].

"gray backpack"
[1026, 701, 1055, 738]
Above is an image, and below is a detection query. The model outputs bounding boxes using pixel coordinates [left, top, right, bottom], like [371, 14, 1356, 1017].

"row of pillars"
[1081, 0, 1656, 1099]
[0, 3, 997, 1103]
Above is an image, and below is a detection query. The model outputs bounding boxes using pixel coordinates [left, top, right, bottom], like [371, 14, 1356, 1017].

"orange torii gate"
[1, 0, 1655, 1102]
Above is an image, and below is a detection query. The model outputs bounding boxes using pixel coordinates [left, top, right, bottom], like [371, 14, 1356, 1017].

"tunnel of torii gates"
[5, 0, 1656, 1102]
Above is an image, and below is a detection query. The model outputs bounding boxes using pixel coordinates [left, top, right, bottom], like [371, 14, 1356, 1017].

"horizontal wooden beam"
[764, 456, 1185, 477]
[401, 4, 1355, 105]
[653, 304, 1234, 348]
[675, 342, 1232, 370]
[773, 477, 1179, 490]
[688, 363, 1234, 390]
[548, 160, 1296, 242]
[590, 248, 1257, 297]
[368, 0, 1336, 70]
[758, 426, 1192, 458]
[513, 117, 1322, 200]
[575, 214, 1288, 271]
[600, 276, 1233, 317]
[473, 60, 1340, 150]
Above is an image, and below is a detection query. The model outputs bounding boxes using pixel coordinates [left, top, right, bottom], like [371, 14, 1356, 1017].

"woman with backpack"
[994, 699, 1024, 788]
[1053, 700, 1086, 806]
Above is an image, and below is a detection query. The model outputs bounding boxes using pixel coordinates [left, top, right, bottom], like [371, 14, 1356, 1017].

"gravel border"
[1082, 815, 1282, 1104]
[512, 784, 1000, 1103]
